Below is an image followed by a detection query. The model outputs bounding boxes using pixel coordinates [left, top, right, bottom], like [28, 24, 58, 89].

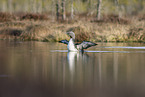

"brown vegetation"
[67, 26, 92, 42]
[92, 14, 131, 24]
[20, 13, 49, 21]
[0, 13, 145, 42]
[128, 27, 145, 42]
[0, 12, 16, 22]
[138, 14, 145, 21]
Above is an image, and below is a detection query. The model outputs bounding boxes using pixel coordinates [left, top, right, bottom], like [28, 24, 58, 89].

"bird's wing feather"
[59, 40, 69, 45]
[78, 41, 97, 49]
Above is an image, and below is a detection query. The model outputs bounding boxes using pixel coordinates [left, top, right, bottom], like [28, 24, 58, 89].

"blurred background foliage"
[0, 0, 145, 16]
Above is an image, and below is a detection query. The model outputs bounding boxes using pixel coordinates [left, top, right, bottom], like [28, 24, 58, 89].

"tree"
[96, 0, 102, 20]
[56, 0, 60, 20]
[61, 0, 66, 20]
[71, 0, 74, 20]
[42, 0, 45, 13]
[8, 0, 13, 13]
[114, 0, 120, 16]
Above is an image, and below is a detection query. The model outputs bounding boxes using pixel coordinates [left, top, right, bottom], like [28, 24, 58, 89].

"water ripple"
[51, 50, 145, 53]
[103, 46, 145, 49]
[85, 51, 145, 53]
[51, 50, 68, 52]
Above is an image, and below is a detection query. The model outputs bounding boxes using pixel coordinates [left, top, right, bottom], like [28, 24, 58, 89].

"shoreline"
[0, 13, 145, 43]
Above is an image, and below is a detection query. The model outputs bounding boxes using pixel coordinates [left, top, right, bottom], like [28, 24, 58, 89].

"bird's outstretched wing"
[59, 40, 69, 45]
[78, 41, 97, 49]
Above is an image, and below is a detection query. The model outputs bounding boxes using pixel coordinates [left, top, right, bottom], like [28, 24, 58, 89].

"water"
[0, 40, 145, 97]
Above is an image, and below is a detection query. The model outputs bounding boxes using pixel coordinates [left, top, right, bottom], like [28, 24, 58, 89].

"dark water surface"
[0, 40, 145, 97]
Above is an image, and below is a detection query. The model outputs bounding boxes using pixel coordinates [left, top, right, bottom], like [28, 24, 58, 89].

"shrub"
[20, 13, 49, 21]
[0, 12, 16, 22]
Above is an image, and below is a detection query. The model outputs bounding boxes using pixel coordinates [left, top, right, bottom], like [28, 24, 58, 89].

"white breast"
[67, 38, 78, 52]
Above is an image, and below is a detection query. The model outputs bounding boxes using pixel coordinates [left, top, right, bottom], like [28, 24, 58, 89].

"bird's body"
[67, 38, 78, 51]
[59, 31, 97, 52]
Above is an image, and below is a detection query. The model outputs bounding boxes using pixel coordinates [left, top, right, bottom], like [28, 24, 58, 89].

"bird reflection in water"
[67, 52, 89, 75]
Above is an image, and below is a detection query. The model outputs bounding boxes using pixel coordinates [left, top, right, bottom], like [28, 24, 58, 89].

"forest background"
[0, 0, 145, 42]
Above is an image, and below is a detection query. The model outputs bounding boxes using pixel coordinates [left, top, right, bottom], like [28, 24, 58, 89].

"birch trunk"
[61, 0, 66, 20]
[2, 1, 7, 12]
[56, 0, 60, 20]
[71, 0, 74, 20]
[42, 0, 45, 13]
[114, 0, 120, 17]
[96, 0, 102, 20]
[8, 0, 13, 13]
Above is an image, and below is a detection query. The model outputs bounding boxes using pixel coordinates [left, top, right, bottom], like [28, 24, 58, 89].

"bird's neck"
[69, 38, 75, 44]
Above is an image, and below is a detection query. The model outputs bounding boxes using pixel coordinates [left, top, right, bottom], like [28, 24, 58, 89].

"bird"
[59, 31, 97, 52]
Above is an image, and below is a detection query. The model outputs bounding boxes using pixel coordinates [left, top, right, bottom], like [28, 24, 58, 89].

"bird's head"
[66, 31, 75, 40]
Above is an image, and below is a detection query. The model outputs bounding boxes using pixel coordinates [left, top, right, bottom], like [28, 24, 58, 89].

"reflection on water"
[0, 41, 145, 97]
[67, 52, 89, 72]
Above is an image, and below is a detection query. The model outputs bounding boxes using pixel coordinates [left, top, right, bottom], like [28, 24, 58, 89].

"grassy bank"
[0, 13, 145, 42]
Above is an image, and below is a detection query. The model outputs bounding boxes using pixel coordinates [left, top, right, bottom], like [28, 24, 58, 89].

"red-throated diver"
[59, 31, 97, 52]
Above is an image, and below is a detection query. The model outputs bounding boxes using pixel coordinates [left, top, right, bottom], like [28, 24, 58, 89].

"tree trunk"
[138, 0, 143, 11]
[8, 0, 13, 13]
[42, 0, 45, 13]
[2, 1, 7, 12]
[96, 0, 102, 20]
[56, 0, 60, 20]
[51, 0, 55, 21]
[61, 0, 66, 20]
[87, 0, 92, 12]
[114, 0, 120, 17]
[71, 0, 74, 20]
